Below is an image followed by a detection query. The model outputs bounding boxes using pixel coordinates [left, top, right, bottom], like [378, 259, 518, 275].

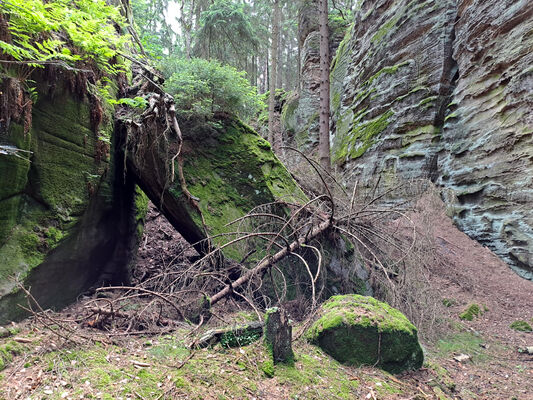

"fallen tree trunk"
[210, 218, 331, 306]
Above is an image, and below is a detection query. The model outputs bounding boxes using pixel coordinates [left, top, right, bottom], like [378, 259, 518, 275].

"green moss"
[371, 14, 401, 43]
[442, 298, 455, 307]
[364, 61, 410, 87]
[459, 304, 482, 321]
[444, 111, 458, 122]
[332, 60, 409, 161]
[148, 338, 189, 360]
[0, 77, 119, 323]
[419, 95, 438, 108]
[333, 110, 394, 162]
[306, 295, 423, 373]
[44, 227, 65, 247]
[437, 331, 487, 361]
[425, 361, 456, 393]
[175, 118, 306, 261]
[220, 329, 262, 348]
[134, 185, 148, 239]
[261, 359, 275, 377]
[0, 340, 24, 371]
[280, 92, 299, 131]
[332, 91, 341, 113]
[0, 122, 31, 242]
[509, 320, 532, 332]
[392, 86, 428, 104]
[401, 125, 440, 147]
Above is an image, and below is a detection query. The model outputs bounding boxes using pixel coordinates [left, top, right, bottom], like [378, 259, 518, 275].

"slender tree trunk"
[181, 0, 194, 59]
[318, 0, 331, 172]
[268, 0, 281, 152]
[276, 6, 284, 90]
[297, 37, 301, 93]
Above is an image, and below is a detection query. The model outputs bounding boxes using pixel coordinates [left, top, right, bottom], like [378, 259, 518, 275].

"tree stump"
[265, 307, 294, 364]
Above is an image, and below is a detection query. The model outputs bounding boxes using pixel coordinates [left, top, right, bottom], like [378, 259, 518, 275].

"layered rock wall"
[438, 0, 533, 278]
[329, 0, 533, 278]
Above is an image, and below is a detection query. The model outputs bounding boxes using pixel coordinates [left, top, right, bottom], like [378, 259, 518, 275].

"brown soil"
[123, 197, 533, 399]
[403, 193, 533, 400]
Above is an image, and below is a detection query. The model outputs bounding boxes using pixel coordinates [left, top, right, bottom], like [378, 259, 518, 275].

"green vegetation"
[0, 341, 24, 371]
[220, 329, 262, 348]
[459, 304, 482, 321]
[364, 61, 410, 87]
[162, 58, 263, 122]
[261, 359, 275, 377]
[333, 110, 394, 162]
[172, 118, 305, 261]
[134, 186, 149, 239]
[371, 14, 400, 43]
[509, 320, 532, 332]
[0, 0, 128, 74]
[442, 298, 455, 307]
[436, 330, 489, 362]
[193, 0, 259, 69]
[306, 295, 424, 373]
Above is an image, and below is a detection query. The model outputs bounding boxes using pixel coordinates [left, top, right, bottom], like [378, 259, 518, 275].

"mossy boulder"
[306, 294, 423, 373]
[126, 115, 306, 261]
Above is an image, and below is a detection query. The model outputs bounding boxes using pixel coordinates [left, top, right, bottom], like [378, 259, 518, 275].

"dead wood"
[192, 321, 264, 349]
[209, 218, 332, 306]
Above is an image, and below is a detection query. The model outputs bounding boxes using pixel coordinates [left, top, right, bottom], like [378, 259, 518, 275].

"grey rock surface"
[329, 0, 533, 278]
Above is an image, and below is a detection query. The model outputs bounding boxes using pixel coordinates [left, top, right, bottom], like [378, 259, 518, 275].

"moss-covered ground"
[1, 301, 533, 400]
[0, 309, 471, 400]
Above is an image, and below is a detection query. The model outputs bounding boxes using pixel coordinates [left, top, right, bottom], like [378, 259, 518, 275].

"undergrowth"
[0, 0, 129, 75]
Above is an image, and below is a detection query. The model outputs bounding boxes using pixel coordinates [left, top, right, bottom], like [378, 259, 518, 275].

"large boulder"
[122, 113, 307, 260]
[306, 294, 423, 373]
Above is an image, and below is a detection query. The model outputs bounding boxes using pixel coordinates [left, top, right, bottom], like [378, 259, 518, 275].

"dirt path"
[407, 194, 533, 399]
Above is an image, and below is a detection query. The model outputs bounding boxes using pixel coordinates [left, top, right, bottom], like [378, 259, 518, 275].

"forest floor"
[0, 194, 532, 400]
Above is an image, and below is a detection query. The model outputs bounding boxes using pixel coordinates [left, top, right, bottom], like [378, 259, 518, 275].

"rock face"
[438, 0, 533, 279]
[329, 0, 533, 278]
[122, 113, 306, 261]
[306, 294, 424, 373]
[0, 74, 141, 324]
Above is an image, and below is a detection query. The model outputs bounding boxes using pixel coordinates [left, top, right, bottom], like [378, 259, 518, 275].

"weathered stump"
[265, 307, 294, 364]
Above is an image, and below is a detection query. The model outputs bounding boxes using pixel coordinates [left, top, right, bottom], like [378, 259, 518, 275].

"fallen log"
[209, 218, 332, 306]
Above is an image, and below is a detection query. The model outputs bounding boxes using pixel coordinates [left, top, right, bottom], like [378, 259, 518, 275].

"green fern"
[0, 0, 130, 74]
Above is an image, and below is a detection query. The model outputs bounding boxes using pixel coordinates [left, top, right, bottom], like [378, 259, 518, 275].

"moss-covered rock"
[128, 115, 306, 262]
[0, 73, 141, 324]
[306, 295, 423, 373]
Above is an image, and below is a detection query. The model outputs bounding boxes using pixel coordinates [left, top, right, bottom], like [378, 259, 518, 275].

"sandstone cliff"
[327, 0, 533, 278]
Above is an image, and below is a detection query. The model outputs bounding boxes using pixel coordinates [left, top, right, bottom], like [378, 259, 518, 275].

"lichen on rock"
[306, 294, 424, 373]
